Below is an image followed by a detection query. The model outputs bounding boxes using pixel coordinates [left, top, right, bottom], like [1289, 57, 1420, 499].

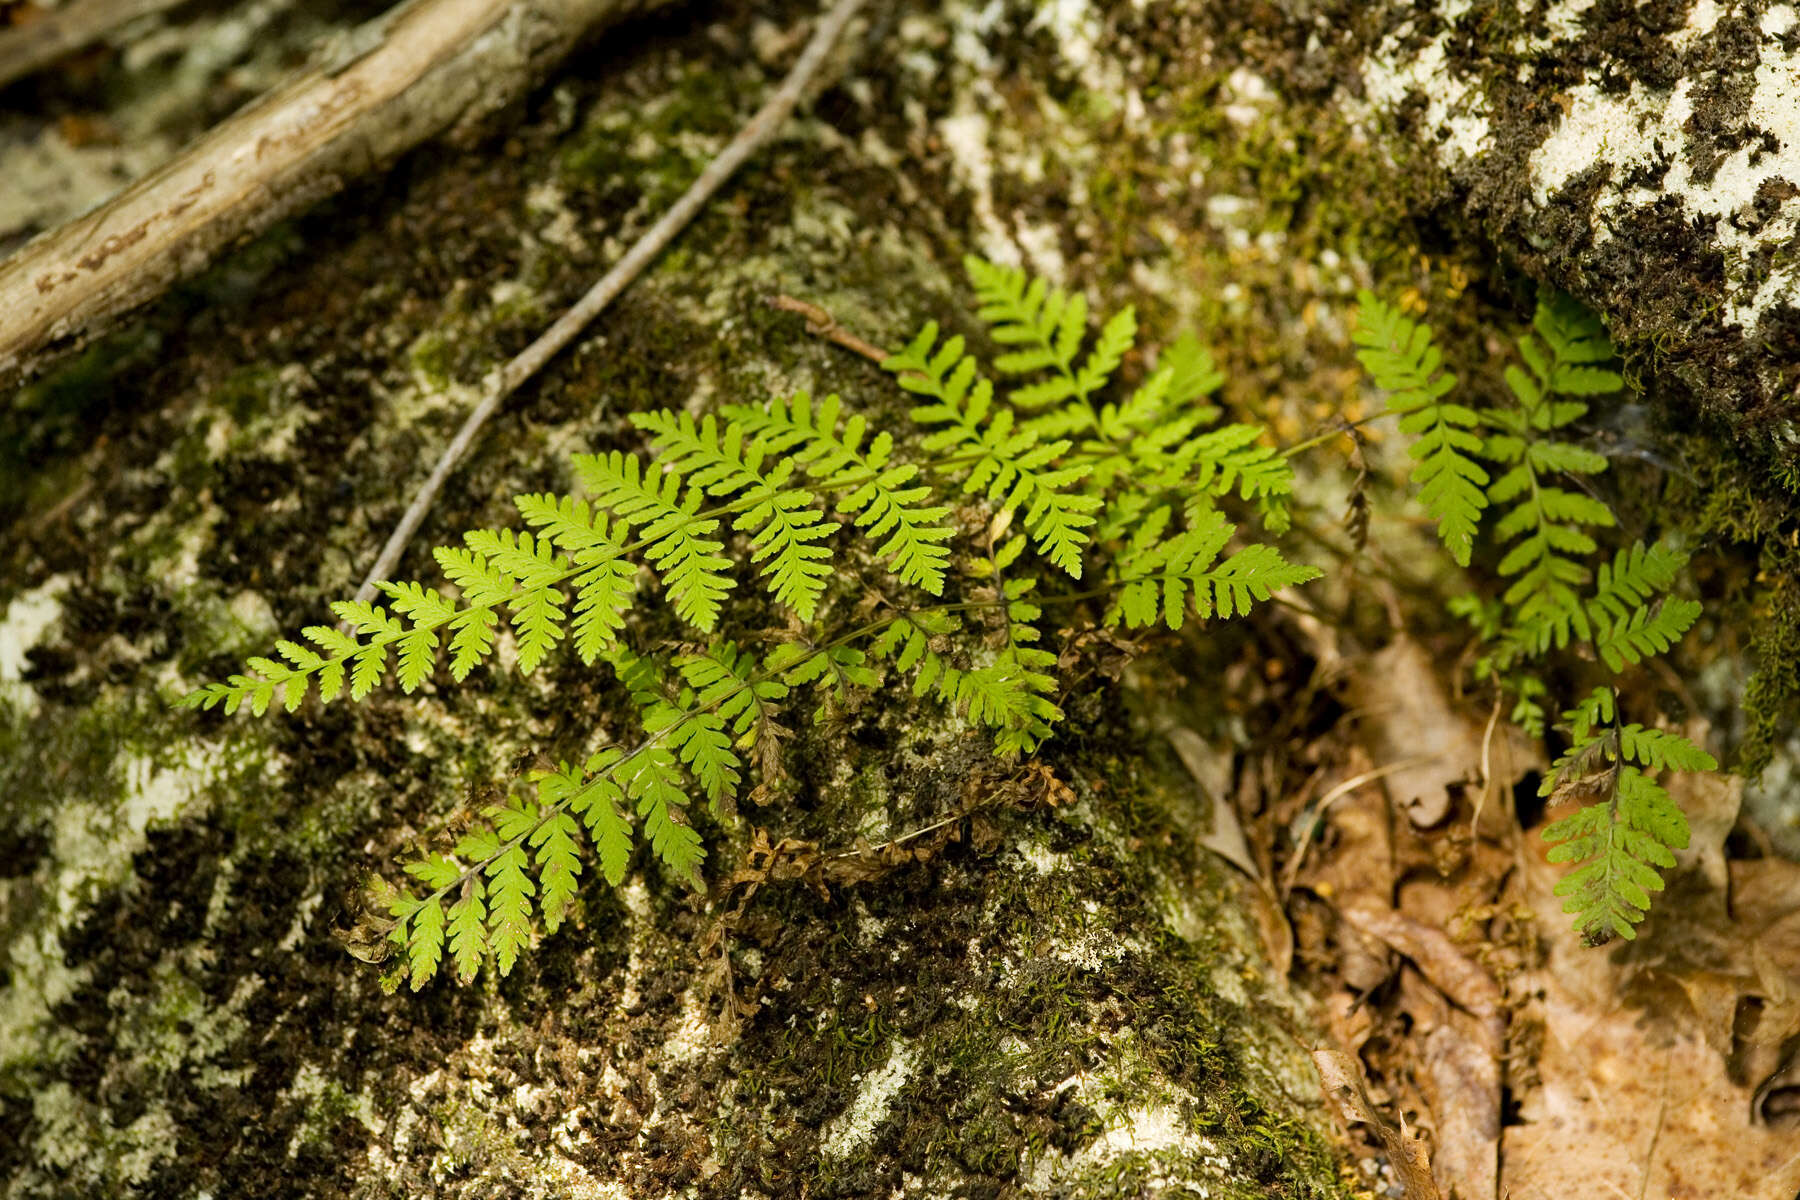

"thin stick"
[768, 294, 892, 364]
[353, 0, 869, 605]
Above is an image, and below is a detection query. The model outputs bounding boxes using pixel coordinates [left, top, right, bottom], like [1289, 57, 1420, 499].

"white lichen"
[820, 1040, 918, 1160]
[0, 576, 70, 713]
[1356, 20, 1491, 161]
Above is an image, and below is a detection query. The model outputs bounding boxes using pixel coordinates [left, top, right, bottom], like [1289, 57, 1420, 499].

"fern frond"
[964, 256, 1086, 382]
[1543, 766, 1689, 943]
[616, 746, 705, 884]
[884, 323, 1099, 577]
[394, 890, 445, 990]
[631, 411, 835, 619]
[1168, 423, 1295, 533]
[1617, 724, 1717, 774]
[1353, 292, 1487, 565]
[1477, 293, 1623, 654]
[573, 450, 734, 632]
[722, 392, 955, 594]
[541, 751, 633, 887]
[678, 642, 789, 751]
[445, 876, 489, 983]
[1112, 509, 1321, 630]
[514, 494, 637, 664]
[1583, 541, 1699, 670]
[481, 826, 536, 978]
[1595, 598, 1703, 672]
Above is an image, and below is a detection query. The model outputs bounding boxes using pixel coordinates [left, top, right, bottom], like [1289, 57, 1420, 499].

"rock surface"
[1330, 0, 1800, 451]
[1, 3, 1380, 1194]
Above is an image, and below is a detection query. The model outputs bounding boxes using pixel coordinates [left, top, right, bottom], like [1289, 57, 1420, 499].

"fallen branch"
[351, 0, 869, 604]
[0, 0, 663, 388]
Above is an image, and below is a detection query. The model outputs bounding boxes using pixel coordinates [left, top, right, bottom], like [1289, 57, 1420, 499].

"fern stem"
[1278, 411, 1396, 460]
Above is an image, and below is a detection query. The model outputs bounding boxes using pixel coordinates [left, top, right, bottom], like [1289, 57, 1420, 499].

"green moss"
[0, 328, 161, 526]
[407, 332, 455, 388]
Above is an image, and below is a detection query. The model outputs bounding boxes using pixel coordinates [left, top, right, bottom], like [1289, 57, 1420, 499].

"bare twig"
[0, 0, 663, 387]
[768, 293, 891, 364]
[352, 0, 870, 604]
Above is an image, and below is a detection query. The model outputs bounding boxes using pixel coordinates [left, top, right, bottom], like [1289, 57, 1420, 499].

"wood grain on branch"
[0, 0, 663, 389]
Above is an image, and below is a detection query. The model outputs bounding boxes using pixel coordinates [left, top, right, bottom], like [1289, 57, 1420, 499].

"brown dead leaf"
[1167, 727, 1260, 879]
[1313, 1048, 1446, 1200]
[1349, 637, 1535, 829]
[1393, 968, 1500, 1200]
[1337, 895, 1502, 1037]
[1503, 830, 1800, 1200]
[1505, 975, 1800, 1200]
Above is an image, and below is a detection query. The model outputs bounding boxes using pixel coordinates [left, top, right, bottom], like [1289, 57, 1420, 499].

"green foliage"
[1352, 293, 1486, 566]
[183, 257, 1318, 988]
[1363, 291, 1716, 941]
[1539, 688, 1718, 943]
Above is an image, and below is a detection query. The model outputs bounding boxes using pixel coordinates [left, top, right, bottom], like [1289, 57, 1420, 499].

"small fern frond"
[1353, 292, 1487, 565]
[615, 744, 706, 884]
[964, 255, 1089, 388]
[722, 392, 956, 595]
[1543, 766, 1689, 943]
[1537, 687, 1713, 942]
[1168, 423, 1295, 533]
[1532, 291, 1624, 395]
[884, 323, 1100, 577]
[1112, 509, 1321, 630]
[630, 411, 835, 619]
[1479, 296, 1621, 654]
[572, 450, 735, 632]
[1617, 724, 1717, 774]
[1583, 541, 1699, 670]
[514, 495, 637, 665]
[1595, 598, 1703, 672]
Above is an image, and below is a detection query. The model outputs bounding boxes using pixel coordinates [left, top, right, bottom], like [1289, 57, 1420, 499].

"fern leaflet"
[884, 322, 1100, 577]
[722, 391, 955, 594]
[1353, 292, 1487, 565]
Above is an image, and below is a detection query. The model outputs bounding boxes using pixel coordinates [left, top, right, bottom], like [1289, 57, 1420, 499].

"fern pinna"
[1357, 291, 1714, 942]
[181, 256, 1317, 988]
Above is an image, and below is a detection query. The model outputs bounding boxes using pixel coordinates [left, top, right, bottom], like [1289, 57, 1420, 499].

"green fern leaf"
[547, 751, 634, 887]
[1618, 724, 1717, 773]
[1595, 598, 1702, 671]
[484, 843, 535, 977]
[401, 895, 446, 990]
[1113, 509, 1321, 630]
[1580, 541, 1698, 670]
[631, 411, 835, 619]
[618, 747, 705, 884]
[573, 450, 734, 632]
[462, 530, 568, 672]
[1544, 767, 1689, 942]
[965, 256, 1085, 380]
[445, 879, 488, 983]
[1353, 292, 1487, 566]
[649, 705, 741, 813]
[530, 809, 583, 934]
[722, 392, 955, 594]
[885, 323, 1099, 577]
